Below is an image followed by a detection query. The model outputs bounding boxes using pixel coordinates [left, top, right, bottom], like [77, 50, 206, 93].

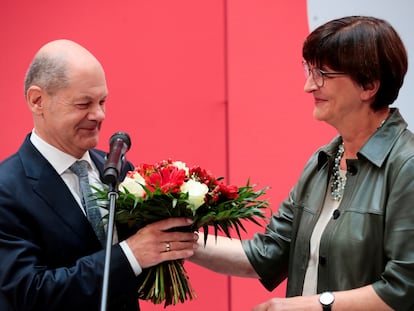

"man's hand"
[126, 217, 198, 268]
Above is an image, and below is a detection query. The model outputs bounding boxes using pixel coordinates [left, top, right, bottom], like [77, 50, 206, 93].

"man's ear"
[26, 86, 45, 115]
[361, 80, 380, 101]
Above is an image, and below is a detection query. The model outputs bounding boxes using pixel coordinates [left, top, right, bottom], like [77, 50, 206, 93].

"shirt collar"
[358, 108, 407, 167]
[317, 108, 407, 169]
[30, 129, 93, 175]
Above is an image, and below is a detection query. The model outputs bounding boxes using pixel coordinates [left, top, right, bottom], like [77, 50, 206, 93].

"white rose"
[180, 179, 208, 210]
[120, 172, 146, 198]
[172, 161, 189, 175]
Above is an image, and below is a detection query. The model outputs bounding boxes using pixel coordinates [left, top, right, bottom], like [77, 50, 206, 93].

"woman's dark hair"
[302, 16, 408, 110]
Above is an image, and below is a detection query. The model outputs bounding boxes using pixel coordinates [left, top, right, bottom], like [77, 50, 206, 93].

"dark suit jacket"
[0, 134, 141, 311]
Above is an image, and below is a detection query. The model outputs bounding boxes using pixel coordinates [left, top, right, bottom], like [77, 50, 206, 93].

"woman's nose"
[304, 76, 318, 93]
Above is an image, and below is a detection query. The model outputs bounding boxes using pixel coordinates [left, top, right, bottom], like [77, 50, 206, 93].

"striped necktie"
[70, 160, 106, 247]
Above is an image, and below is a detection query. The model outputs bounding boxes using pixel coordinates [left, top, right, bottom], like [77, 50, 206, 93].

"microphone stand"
[100, 181, 119, 311]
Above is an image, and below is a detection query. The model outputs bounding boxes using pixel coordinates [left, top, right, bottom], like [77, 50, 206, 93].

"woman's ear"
[361, 80, 380, 101]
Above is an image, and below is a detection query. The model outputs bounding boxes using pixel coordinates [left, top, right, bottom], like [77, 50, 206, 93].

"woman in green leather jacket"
[190, 16, 414, 311]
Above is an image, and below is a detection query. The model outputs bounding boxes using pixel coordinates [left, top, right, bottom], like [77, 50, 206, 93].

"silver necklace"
[330, 118, 387, 201]
[331, 142, 346, 201]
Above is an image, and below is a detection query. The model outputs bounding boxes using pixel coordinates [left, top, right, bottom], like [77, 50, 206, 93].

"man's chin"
[81, 137, 99, 150]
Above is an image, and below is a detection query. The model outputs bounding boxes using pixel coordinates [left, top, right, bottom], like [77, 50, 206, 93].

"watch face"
[319, 292, 335, 305]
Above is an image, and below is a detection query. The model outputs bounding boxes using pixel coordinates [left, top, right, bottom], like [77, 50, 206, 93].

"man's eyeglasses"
[302, 61, 347, 87]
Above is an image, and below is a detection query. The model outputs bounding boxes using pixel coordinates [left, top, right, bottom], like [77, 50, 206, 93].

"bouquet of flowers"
[95, 159, 269, 307]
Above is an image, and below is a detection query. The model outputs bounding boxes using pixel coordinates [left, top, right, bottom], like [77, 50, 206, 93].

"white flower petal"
[181, 179, 209, 209]
[120, 175, 146, 198]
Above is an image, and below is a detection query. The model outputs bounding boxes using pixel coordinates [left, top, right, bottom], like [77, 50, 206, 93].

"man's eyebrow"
[75, 94, 107, 101]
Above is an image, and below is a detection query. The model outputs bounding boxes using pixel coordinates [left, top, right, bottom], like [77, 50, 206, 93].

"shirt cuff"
[119, 240, 142, 276]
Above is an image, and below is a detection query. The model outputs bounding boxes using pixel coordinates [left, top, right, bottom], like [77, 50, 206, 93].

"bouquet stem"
[138, 260, 197, 307]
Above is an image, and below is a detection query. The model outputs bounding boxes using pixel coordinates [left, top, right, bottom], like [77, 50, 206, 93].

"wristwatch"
[319, 292, 335, 311]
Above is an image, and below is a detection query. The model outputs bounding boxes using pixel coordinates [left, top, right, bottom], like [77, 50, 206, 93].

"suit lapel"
[90, 149, 106, 180]
[19, 136, 99, 244]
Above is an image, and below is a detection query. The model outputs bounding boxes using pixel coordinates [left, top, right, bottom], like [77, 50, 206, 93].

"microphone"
[103, 132, 131, 185]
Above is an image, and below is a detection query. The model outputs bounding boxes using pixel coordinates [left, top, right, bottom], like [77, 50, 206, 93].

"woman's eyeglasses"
[302, 61, 347, 87]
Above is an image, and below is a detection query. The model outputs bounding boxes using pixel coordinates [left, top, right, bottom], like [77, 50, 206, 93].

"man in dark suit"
[0, 39, 198, 311]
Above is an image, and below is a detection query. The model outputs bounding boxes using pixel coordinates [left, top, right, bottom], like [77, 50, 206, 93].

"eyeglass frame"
[302, 61, 347, 87]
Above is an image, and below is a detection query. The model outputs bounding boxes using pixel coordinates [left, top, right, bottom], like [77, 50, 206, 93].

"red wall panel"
[227, 1, 310, 309]
[0, 1, 228, 311]
[0, 1, 337, 311]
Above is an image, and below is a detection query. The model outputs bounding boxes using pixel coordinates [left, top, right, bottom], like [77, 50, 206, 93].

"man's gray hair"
[24, 54, 70, 98]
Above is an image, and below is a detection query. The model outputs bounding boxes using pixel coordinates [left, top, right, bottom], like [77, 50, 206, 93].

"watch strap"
[322, 305, 331, 311]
